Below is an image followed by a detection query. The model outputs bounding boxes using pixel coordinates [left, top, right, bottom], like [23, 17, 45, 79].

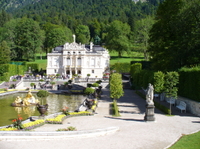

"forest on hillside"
[0, 0, 199, 72]
[1, 0, 164, 28]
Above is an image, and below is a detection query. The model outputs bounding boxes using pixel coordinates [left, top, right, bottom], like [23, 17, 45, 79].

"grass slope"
[169, 131, 200, 149]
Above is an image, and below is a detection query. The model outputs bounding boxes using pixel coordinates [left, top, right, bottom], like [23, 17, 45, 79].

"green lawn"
[109, 51, 144, 65]
[27, 59, 47, 71]
[169, 131, 200, 149]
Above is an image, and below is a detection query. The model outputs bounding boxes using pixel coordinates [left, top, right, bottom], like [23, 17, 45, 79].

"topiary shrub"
[92, 83, 99, 87]
[36, 90, 49, 98]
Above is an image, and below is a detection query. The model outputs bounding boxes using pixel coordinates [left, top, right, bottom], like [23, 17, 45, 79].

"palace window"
[67, 58, 71, 65]
[91, 58, 95, 66]
[53, 58, 58, 67]
[92, 70, 94, 73]
[77, 57, 81, 66]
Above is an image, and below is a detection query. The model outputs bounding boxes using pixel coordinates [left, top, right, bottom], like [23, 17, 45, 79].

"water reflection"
[0, 93, 85, 126]
[14, 106, 36, 117]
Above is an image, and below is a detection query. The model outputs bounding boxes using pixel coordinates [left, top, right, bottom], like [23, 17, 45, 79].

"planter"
[37, 104, 48, 117]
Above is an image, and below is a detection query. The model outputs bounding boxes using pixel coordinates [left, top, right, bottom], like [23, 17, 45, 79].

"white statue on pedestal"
[146, 83, 154, 105]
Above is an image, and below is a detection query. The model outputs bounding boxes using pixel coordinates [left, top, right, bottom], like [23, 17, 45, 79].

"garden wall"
[176, 96, 200, 117]
[165, 95, 200, 116]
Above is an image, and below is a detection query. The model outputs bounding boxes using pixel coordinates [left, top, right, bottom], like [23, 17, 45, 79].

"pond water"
[0, 93, 85, 126]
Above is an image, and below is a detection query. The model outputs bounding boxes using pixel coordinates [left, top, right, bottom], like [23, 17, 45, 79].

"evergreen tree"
[0, 40, 10, 64]
[0, 10, 11, 27]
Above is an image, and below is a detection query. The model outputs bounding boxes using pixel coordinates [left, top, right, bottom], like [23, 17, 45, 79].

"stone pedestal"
[144, 104, 155, 121]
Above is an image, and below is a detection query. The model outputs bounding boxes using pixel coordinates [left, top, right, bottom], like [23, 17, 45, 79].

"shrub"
[36, 90, 49, 98]
[84, 87, 95, 95]
[96, 80, 102, 84]
[110, 62, 130, 73]
[92, 83, 99, 87]
[57, 126, 76, 131]
[30, 83, 35, 87]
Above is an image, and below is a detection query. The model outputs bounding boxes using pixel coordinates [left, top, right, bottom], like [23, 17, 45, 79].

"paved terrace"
[0, 84, 200, 149]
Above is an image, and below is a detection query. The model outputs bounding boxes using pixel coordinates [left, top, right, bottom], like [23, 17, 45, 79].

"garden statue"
[144, 83, 155, 121]
[146, 83, 154, 105]
[11, 90, 39, 107]
[14, 96, 22, 106]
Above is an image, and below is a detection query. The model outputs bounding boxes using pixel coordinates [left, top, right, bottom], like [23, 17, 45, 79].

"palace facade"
[46, 35, 110, 78]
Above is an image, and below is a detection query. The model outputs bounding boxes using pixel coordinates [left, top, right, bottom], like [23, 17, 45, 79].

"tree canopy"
[105, 20, 131, 57]
[148, 0, 200, 71]
[0, 41, 10, 64]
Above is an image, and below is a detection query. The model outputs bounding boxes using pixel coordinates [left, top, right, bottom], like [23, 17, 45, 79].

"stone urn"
[37, 104, 48, 117]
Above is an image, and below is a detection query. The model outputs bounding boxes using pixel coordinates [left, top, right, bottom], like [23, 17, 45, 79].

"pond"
[0, 93, 85, 126]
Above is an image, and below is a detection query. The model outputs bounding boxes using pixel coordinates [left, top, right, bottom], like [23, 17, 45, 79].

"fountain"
[0, 93, 84, 126]
[11, 90, 39, 107]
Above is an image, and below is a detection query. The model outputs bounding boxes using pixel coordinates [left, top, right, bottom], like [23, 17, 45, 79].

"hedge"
[110, 62, 130, 73]
[178, 67, 200, 102]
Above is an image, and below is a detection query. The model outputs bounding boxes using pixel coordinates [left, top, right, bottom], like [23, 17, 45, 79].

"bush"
[92, 83, 99, 87]
[178, 67, 200, 102]
[84, 87, 95, 95]
[96, 80, 102, 84]
[36, 90, 49, 97]
[110, 62, 130, 73]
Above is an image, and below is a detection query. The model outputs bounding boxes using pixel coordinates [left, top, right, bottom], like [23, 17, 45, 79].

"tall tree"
[148, 0, 200, 71]
[45, 25, 73, 53]
[0, 41, 11, 64]
[15, 18, 45, 61]
[75, 25, 90, 44]
[105, 20, 131, 57]
[134, 16, 154, 60]
[0, 10, 11, 27]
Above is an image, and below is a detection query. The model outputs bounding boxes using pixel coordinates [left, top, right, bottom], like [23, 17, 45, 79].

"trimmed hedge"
[178, 67, 200, 102]
[0, 64, 26, 81]
[110, 62, 130, 73]
[25, 62, 39, 72]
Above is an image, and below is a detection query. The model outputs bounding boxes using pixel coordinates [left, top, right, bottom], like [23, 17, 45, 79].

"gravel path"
[0, 89, 200, 149]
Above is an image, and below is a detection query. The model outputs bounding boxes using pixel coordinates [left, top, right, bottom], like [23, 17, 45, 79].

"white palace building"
[46, 35, 110, 79]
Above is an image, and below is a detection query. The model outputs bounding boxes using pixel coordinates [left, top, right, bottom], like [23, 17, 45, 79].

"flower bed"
[0, 119, 45, 131]
[69, 111, 93, 116]
[0, 127, 18, 131]
[22, 119, 45, 131]
[45, 111, 93, 124]
[45, 114, 67, 124]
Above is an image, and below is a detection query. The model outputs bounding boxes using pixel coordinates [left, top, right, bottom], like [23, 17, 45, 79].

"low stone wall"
[165, 95, 200, 116]
[176, 96, 200, 117]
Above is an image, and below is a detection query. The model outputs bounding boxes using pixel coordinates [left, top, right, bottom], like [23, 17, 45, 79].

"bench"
[176, 101, 186, 113]
[167, 97, 176, 106]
